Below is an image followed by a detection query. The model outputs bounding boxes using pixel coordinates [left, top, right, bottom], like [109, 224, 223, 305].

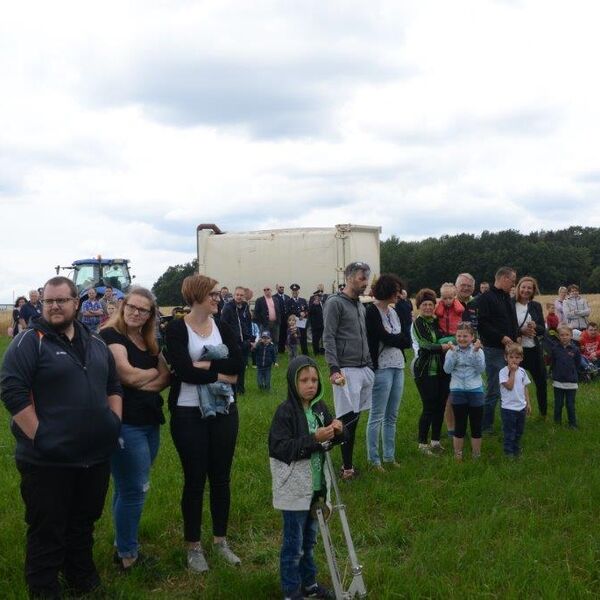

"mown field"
[1, 332, 600, 599]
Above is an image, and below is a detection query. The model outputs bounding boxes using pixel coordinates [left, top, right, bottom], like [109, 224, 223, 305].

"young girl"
[443, 322, 486, 460]
[287, 315, 299, 360]
[269, 356, 343, 600]
[547, 325, 581, 428]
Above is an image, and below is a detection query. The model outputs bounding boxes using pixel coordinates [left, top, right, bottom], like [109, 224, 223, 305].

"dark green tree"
[152, 259, 198, 306]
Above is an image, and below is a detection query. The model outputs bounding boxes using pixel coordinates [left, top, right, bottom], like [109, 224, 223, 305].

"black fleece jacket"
[1, 319, 122, 467]
[477, 286, 519, 349]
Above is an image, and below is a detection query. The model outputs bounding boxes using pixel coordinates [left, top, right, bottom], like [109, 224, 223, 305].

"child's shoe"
[339, 467, 359, 481]
[187, 545, 209, 573]
[214, 540, 241, 566]
[430, 441, 445, 453]
[454, 450, 463, 462]
[303, 582, 335, 598]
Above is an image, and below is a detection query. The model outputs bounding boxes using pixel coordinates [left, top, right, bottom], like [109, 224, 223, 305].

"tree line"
[151, 226, 600, 305]
[381, 226, 600, 295]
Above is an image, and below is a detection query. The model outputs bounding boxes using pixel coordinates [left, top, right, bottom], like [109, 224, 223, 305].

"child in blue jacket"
[443, 322, 486, 460]
[255, 331, 278, 391]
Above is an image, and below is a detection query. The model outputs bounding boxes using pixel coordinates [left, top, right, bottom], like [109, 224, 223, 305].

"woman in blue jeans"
[100, 287, 170, 570]
[365, 274, 411, 470]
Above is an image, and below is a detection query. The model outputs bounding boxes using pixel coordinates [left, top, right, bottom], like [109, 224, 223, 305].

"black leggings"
[339, 411, 360, 470]
[415, 374, 449, 443]
[522, 346, 547, 416]
[451, 404, 483, 439]
[170, 405, 239, 541]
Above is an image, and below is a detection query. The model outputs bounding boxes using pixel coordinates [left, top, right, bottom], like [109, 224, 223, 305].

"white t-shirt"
[177, 320, 233, 407]
[499, 366, 531, 411]
[515, 302, 535, 348]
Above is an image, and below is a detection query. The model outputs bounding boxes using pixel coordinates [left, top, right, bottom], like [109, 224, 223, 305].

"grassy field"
[1, 330, 600, 599]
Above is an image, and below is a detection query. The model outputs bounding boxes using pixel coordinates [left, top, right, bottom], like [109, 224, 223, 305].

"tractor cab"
[56, 258, 133, 301]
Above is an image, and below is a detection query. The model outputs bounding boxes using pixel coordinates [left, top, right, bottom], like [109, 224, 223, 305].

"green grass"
[1, 335, 600, 598]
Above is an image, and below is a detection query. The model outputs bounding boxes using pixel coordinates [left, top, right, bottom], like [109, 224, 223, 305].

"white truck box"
[197, 224, 381, 295]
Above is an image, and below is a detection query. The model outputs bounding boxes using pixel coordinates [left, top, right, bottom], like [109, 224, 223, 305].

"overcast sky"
[2, 0, 600, 302]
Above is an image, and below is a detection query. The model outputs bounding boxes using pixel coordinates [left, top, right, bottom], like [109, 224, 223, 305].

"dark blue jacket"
[286, 296, 308, 319]
[546, 339, 581, 384]
[255, 341, 277, 369]
[1, 319, 122, 467]
[220, 301, 254, 348]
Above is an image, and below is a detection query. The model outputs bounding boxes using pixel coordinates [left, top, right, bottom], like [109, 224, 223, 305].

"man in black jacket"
[477, 266, 519, 433]
[1, 276, 122, 599]
[254, 285, 280, 344]
[274, 283, 290, 354]
[220, 286, 254, 394]
[286, 284, 310, 355]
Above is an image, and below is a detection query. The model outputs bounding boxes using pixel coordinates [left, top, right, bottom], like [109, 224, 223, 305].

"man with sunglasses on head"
[1, 276, 123, 599]
[254, 285, 281, 345]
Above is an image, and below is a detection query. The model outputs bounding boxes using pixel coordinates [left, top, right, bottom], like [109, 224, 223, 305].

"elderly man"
[254, 285, 280, 343]
[1, 276, 122, 598]
[18, 289, 42, 330]
[477, 266, 519, 434]
[323, 262, 374, 481]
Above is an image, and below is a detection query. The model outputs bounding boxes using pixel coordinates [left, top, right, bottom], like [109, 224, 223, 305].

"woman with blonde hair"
[99, 287, 171, 570]
[165, 274, 243, 573]
[512, 276, 547, 418]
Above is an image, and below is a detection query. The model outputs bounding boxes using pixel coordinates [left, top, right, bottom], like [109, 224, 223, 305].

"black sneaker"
[303, 582, 335, 599]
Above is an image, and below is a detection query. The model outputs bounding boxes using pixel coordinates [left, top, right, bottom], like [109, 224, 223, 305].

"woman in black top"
[512, 276, 547, 417]
[11, 296, 26, 336]
[99, 287, 170, 570]
[165, 274, 243, 573]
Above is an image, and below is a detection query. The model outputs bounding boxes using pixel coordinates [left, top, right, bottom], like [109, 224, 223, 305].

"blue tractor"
[55, 257, 134, 301]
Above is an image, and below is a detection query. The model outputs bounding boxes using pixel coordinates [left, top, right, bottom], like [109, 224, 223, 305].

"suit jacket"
[254, 295, 280, 329]
[274, 293, 289, 323]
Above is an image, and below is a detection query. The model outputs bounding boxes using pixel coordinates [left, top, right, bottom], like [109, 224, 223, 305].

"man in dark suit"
[254, 285, 280, 345]
[286, 284, 309, 355]
[274, 283, 289, 353]
[308, 290, 325, 354]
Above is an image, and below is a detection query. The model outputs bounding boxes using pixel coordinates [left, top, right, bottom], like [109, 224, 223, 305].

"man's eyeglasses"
[264, 288, 271, 292]
[42, 298, 75, 306]
[124, 303, 151, 316]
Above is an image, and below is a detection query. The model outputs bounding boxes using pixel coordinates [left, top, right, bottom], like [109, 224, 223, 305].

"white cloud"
[1, 0, 600, 302]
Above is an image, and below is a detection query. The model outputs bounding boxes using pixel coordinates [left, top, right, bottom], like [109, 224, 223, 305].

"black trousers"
[522, 345, 547, 416]
[311, 327, 324, 354]
[415, 374, 450, 443]
[237, 346, 250, 394]
[16, 460, 110, 598]
[278, 319, 288, 353]
[170, 405, 239, 542]
[299, 327, 309, 355]
[451, 404, 483, 438]
[339, 411, 360, 470]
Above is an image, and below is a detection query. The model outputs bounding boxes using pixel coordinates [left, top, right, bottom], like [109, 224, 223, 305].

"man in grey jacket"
[323, 262, 374, 480]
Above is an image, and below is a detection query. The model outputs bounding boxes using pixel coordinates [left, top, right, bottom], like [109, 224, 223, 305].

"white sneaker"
[187, 545, 209, 573]
[214, 540, 241, 566]
[418, 443, 434, 456]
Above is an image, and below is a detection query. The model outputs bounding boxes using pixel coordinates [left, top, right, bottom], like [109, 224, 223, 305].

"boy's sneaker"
[214, 540, 241, 566]
[187, 546, 209, 573]
[303, 582, 335, 598]
[339, 467, 359, 481]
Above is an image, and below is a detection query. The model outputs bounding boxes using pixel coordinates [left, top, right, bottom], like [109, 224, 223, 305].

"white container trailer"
[197, 224, 381, 295]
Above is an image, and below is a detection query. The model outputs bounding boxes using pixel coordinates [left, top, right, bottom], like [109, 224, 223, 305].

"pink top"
[266, 296, 276, 322]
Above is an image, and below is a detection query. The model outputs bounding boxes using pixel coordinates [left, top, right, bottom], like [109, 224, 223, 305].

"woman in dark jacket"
[365, 274, 411, 470]
[412, 288, 452, 455]
[165, 274, 243, 573]
[512, 276, 547, 417]
[11, 296, 26, 336]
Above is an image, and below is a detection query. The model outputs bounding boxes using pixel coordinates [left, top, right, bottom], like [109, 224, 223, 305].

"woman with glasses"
[365, 274, 411, 470]
[99, 287, 170, 570]
[164, 274, 243, 573]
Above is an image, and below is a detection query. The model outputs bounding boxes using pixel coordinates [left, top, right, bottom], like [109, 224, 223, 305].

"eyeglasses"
[263, 288, 271, 291]
[207, 291, 221, 300]
[42, 298, 75, 306]
[124, 303, 151, 316]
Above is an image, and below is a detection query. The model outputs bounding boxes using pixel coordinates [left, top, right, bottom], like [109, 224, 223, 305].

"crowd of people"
[1, 265, 596, 599]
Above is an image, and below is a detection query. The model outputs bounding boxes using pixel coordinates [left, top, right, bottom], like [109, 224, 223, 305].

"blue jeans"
[366, 367, 405, 465]
[257, 367, 272, 390]
[482, 347, 507, 432]
[553, 387, 577, 426]
[501, 408, 526, 456]
[280, 510, 318, 595]
[111, 424, 160, 558]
